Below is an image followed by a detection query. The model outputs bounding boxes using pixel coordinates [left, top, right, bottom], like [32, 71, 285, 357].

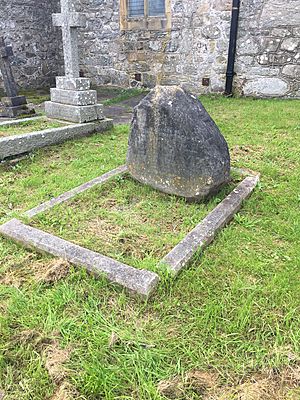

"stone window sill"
[124, 16, 168, 31]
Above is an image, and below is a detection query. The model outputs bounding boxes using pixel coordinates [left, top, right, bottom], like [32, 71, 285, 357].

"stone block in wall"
[149, 41, 162, 51]
[243, 77, 289, 97]
[282, 65, 300, 78]
[202, 25, 221, 39]
[260, 0, 300, 28]
[238, 37, 259, 55]
[212, 0, 232, 11]
[258, 53, 295, 65]
[245, 66, 281, 78]
[272, 28, 291, 37]
[281, 38, 299, 52]
[127, 52, 147, 62]
[260, 37, 281, 53]
[142, 73, 156, 88]
[293, 27, 300, 37]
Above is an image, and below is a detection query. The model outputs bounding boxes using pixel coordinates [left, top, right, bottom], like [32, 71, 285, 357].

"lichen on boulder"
[127, 85, 231, 201]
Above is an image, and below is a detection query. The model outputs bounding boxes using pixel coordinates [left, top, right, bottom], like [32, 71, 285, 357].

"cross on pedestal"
[53, 0, 86, 78]
[46, 0, 106, 123]
[0, 37, 18, 98]
[0, 37, 33, 117]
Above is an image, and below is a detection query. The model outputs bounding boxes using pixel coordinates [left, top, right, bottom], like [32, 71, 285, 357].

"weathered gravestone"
[45, 0, 103, 123]
[127, 86, 231, 201]
[0, 37, 33, 118]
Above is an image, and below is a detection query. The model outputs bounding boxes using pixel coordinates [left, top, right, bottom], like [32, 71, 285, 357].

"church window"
[120, 0, 170, 31]
[128, 0, 166, 17]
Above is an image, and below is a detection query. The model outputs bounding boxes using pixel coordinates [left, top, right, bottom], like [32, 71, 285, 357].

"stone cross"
[0, 37, 18, 98]
[52, 0, 86, 78]
[46, 0, 103, 123]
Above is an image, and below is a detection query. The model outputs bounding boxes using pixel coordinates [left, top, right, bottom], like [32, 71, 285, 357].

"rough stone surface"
[282, 65, 300, 78]
[127, 86, 231, 201]
[0, 219, 159, 297]
[243, 78, 289, 97]
[0, 0, 299, 98]
[160, 174, 260, 275]
[56, 76, 90, 91]
[0, 0, 62, 89]
[0, 104, 33, 118]
[2, 95, 27, 107]
[45, 102, 104, 123]
[0, 119, 113, 160]
[50, 88, 97, 106]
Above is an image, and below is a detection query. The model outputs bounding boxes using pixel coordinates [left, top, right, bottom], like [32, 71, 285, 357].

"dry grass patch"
[0, 258, 70, 287]
[158, 367, 300, 399]
[44, 340, 71, 385]
[49, 382, 79, 400]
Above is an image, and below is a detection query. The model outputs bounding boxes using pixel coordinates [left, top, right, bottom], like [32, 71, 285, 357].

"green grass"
[0, 96, 300, 399]
[102, 87, 148, 106]
[30, 174, 237, 273]
[19, 88, 50, 105]
[0, 117, 66, 137]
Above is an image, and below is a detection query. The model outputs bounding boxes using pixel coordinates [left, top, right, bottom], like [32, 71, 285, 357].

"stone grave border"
[0, 116, 43, 128]
[0, 117, 113, 161]
[0, 165, 259, 297]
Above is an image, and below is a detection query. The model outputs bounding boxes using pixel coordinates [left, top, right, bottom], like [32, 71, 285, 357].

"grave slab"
[160, 175, 260, 275]
[0, 119, 113, 160]
[0, 219, 159, 297]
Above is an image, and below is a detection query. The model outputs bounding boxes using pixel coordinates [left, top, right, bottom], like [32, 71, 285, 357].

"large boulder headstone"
[127, 86, 231, 201]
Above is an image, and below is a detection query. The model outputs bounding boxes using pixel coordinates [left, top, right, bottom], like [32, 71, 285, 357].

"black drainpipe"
[224, 0, 241, 96]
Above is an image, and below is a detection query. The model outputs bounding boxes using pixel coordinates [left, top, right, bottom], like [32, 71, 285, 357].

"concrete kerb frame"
[0, 116, 113, 161]
[0, 165, 260, 297]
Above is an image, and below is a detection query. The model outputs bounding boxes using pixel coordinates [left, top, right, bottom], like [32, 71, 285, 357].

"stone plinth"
[45, 100, 103, 123]
[0, 95, 33, 118]
[45, 75, 103, 123]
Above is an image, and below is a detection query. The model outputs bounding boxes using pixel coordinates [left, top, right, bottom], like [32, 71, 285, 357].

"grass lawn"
[0, 117, 67, 138]
[29, 174, 239, 274]
[0, 96, 299, 399]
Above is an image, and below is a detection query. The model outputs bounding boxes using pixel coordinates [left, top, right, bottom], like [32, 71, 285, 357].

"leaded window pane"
[148, 0, 165, 16]
[128, 0, 145, 17]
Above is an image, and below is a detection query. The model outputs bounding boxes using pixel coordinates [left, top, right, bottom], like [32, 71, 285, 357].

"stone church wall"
[0, 0, 63, 89]
[0, 0, 299, 97]
[77, 0, 300, 97]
